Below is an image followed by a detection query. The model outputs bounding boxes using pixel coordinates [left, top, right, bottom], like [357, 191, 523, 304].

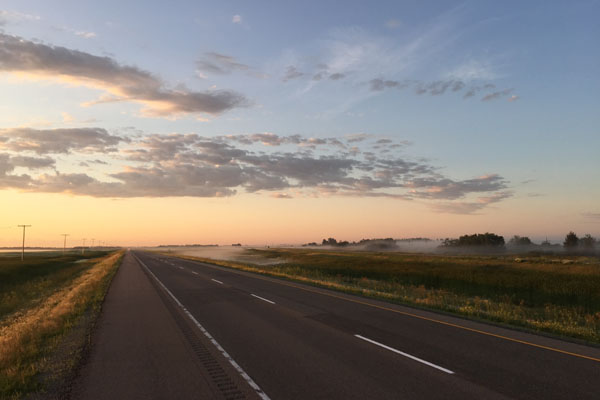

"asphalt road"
[73, 251, 600, 399]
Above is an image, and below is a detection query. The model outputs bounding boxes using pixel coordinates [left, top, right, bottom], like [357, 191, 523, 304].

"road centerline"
[355, 334, 454, 374]
[211, 278, 223, 284]
[251, 294, 276, 305]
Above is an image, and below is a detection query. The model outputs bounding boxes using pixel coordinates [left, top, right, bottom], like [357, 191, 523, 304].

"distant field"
[0, 250, 123, 399]
[174, 248, 600, 344]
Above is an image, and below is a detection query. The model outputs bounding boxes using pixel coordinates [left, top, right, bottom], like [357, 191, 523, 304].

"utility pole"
[18, 224, 31, 261]
[91, 238, 95, 249]
[82, 238, 86, 255]
[61, 234, 69, 255]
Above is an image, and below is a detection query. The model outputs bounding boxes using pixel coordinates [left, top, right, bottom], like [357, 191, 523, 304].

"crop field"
[176, 248, 600, 344]
[0, 250, 123, 399]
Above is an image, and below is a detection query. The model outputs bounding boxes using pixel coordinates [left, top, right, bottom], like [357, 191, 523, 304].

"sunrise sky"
[0, 1, 598, 247]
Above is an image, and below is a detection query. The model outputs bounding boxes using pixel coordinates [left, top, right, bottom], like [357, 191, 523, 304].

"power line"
[61, 234, 69, 255]
[17, 224, 31, 262]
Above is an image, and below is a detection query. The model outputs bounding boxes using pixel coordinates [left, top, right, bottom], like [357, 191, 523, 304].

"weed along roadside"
[0, 250, 124, 399]
[168, 248, 600, 345]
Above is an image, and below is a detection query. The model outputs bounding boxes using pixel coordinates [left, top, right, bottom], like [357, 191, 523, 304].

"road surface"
[72, 251, 600, 399]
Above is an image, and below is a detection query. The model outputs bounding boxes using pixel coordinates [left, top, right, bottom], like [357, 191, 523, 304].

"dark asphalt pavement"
[73, 251, 600, 399]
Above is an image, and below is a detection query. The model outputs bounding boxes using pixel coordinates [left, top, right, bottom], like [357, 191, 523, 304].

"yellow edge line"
[178, 254, 600, 363]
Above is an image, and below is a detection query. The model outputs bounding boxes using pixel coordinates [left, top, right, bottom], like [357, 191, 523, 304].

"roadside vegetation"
[0, 250, 124, 399]
[175, 248, 600, 344]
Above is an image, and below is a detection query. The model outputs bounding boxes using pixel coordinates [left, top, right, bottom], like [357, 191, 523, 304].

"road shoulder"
[70, 251, 260, 400]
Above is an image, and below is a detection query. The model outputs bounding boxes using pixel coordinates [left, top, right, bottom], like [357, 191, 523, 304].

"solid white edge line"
[251, 294, 276, 304]
[211, 278, 223, 284]
[354, 334, 454, 374]
[133, 253, 271, 400]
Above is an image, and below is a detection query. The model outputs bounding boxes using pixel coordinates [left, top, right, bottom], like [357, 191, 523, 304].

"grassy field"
[0, 250, 123, 399]
[176, 248, 600, 344]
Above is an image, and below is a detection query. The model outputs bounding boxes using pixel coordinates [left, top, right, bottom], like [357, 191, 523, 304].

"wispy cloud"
[446, 59, 499, 81]
[431, 191, 512, 214]
[196, 52, 250, 75]
[582, 212, 600, 222]
[0, 33, 248, 117]
[283, 66, 304, 82]
[232, 15, 242, 24]
[74, 30, 96, 39]
[0, 10, 40, 25]
[269, 22, 517, 108]
[481, 88, 513, 102]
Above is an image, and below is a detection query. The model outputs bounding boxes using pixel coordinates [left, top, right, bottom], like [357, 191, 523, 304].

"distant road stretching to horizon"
[72, 251, 600, 399]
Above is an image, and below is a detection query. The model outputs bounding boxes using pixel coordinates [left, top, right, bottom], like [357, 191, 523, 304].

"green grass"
[177, 248, 600, 344]
[0, 251, 123, 399]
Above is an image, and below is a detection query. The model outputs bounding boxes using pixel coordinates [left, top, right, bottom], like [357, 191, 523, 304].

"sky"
[0, 0, 598, 247]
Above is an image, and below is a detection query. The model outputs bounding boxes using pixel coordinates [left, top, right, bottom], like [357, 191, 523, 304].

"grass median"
[171, 248, 600, 344]
[0, 250, 124, 399]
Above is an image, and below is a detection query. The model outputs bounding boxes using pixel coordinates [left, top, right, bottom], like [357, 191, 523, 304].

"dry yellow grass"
[0, 251, 123, 398]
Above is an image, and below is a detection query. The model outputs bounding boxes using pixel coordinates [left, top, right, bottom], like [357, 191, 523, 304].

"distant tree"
[580, 234, 597, 249]
[508, 235, 533, 246]
[563, 232, 579, 248]
[459, 233, 505, 247]
[322, 238, 338, 246]
[441, 238, 459, 247]
[441, 233, 504, 247]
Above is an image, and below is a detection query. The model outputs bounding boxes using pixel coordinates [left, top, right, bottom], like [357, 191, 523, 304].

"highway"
[73, 251, 600, 399]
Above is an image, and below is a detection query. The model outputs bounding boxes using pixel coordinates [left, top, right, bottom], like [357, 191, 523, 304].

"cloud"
[368, 77, 509, 101]
[447, 59, 499, 81]
[74, 30, 96, 39]
[345, 133, 371, 143]
[0, 33, 247, 117]
[369, 78, 406, 91]
[482, 88, 513, 102]
[283, 66, 304, 81]
[408, 174, 508, 200]
[508, 95, 520, 102]
[463, 83, 495, 98]
[61, 112, 75, 123]
[0, 127, 127, 154]
[10, 155, 55, 169]
[431, 191, 512, 214]
[0, 128, 511, 211]
[0, 10, 40, 25]
[329, 73, 345, 80]
[0, 153, 54, 171]
[232, 15, 242, 24]
[196, 52, 250, 75]
[582, 212, 600, 222]
[271, 193, 292, 199]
